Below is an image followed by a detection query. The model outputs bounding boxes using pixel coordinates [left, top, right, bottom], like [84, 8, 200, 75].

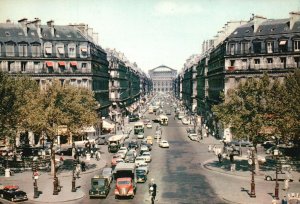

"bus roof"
[134, 122, 144, 126]
[108, 135, 125, 142]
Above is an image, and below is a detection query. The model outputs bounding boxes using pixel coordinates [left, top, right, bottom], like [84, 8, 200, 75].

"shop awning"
[82, 126, 96, 133]
[70, 61, 77, 67]
[57, 47, 64, 54]
[45, 47, 52, 54]
[45, 61, 53, 67]
[279, 40, 287, 45]
[103, 120, 115, 129]
[58, 61, 65, 66]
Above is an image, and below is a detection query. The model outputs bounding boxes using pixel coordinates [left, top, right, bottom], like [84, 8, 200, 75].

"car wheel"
[131, 195, 134, 199]
[266, 176, 272, 181]
[115, 195, 118, 199]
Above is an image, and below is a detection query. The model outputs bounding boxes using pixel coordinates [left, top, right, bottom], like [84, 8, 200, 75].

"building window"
[80, 46, 87, 58]
[279, 40, 288, 52]
[18, 44, 28, 57]
[267, 58, 273, 64]
[57, 46, 65, 57]
[5, 44, 15, 56]
[8, 61, 14, 72]
[21, 62, 27, 72]
[34, 62, 39, 73]
[267, 42, 274, 53]
[230, 60, 235, 66]
[229, 43, 235, 55]
[241, 42, 249, 54]
[68, 45, 76, 58]
[81, 63, 87, 68]
[294, 57, 300, 68]
[253, 42, 261, 54]
[45, 47, 52, 55]
[294, 40, 300, 52]
[280, 57, 286, 68]
[254, 59, 260, 64]
[31, 44, 41, 57]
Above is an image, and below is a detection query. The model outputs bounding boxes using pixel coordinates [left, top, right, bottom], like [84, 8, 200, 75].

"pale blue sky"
[1, 0, 299, 71]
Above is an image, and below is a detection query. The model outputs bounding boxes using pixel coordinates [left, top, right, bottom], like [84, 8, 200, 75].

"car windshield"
[92, 179, 105, 186]
[117, 180, 130, 185]
[136, 170, 146, 174]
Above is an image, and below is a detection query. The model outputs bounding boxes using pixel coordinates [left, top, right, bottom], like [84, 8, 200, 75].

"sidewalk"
[0, 155, 107, 203]
[200, 136, 300, 204]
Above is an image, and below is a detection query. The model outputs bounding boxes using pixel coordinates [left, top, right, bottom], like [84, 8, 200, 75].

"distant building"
[148, 65, 177, 93]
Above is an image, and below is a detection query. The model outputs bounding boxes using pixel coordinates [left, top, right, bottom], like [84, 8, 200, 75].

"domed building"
[148, 65, 177, 93]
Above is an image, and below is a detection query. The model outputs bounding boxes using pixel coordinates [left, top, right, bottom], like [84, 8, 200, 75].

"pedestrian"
[281, 196, 288, 204]
[229, 153, 234, 163]
[208, 145, 212, 152]
[284, 179, 289, 191]
[217, 153, 222, 163]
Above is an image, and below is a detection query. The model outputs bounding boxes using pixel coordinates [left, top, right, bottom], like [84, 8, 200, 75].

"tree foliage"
[26, 79, 98, 140]
[0, 72, 39, 145]
[212, 72, 300, 146]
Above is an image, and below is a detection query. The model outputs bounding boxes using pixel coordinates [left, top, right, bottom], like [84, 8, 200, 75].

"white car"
[188, 133, 199, 141]
[141, 151, 152, 162]
[159, 140, 170, 148]
[137, 133, 144, 139]
[135, 156, 147, 167]
[138, 162, 149, 174]
[117, 150, 126, 159]
[146, 123, 153, 129]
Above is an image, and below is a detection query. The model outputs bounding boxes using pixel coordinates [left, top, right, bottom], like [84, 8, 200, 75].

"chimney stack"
[47, 20, 55, 36]
[32, 18, 41, 37]
[253, 15, 267, 33]
[18, 18, 28, 36]
[289, 11, 300, 30]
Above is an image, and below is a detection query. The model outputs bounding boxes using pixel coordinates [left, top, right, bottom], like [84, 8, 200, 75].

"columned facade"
[148, 65, 177, 93]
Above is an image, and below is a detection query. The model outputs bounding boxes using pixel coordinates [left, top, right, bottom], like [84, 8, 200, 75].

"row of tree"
[212, 70, 300, 147]
[0, 71, 98, 147]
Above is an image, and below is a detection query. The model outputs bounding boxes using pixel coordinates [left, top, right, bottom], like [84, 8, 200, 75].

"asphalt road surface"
[75, 108, 227, 204]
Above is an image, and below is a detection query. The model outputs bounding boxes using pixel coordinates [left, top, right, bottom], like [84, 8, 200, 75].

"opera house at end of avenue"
[148, 65, 177, 93]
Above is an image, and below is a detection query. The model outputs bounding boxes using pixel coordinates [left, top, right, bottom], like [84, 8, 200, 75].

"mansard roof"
[228, 18, 300, 40]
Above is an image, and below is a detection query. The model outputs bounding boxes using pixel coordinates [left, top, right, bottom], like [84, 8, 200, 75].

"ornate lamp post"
[274, 148, 279, 200]
[248, 147, 256, 197]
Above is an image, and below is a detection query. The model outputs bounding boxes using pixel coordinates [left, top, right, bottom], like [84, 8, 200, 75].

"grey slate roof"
[0, 22, 89, 44]
[228, 18, 300, 40]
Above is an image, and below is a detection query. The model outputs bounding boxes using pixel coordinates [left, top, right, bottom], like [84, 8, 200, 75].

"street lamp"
[274, 148, 279, 200]
[72, 159, 77, 192]
[248, 147, 256, 197]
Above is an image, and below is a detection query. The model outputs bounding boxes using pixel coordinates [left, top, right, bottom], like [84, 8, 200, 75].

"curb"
[202, 158, 265, 181]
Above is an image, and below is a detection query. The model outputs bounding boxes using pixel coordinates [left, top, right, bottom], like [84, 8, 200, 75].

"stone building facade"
[148, 65, 177, 93]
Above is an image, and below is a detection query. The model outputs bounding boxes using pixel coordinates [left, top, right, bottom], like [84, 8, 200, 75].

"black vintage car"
[0, 185, 28, 202]
[128, 140, 139, 150]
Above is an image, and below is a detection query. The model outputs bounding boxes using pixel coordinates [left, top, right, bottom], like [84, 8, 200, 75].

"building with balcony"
[0, 18, 110, 144]
[148, 65, 177, 93]
[106, 48, 152, 124]
[197, 11, 300, 139]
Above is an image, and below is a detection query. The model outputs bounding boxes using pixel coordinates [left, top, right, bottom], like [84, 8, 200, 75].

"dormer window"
[5, 43, 14, 56]
[18, 44, 28, 57]
[294, 40, 300, 52]
[5, 32, 10, 36]
[267, 41, 274, 53]
[57, 46, 65, 57]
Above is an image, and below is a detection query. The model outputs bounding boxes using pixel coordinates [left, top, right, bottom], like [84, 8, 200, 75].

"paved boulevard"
[75, 110, 227, 204]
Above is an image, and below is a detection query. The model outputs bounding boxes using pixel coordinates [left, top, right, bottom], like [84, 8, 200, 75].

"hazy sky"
[1, 0, 299, 72]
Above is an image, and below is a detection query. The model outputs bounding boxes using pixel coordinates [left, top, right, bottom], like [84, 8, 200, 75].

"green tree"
[26, 79, 98, 178]
[0, 72, 39, 147]
[212, 75, 272, 147]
